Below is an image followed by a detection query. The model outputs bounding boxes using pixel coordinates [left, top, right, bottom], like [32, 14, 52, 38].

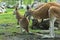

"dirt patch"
[1, 33, 60, 40]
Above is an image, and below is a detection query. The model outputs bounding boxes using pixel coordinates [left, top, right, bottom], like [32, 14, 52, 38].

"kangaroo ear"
[26, 5, 31, 10]
[15, 3, 19, 9]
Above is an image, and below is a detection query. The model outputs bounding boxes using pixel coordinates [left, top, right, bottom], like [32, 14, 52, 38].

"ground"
[0, 8, 60, 40]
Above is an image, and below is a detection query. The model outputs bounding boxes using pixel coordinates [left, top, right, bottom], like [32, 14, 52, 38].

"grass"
[0, 8, 60, 40]
[0, 9, 60, 34]
[0, 8, 32, 33]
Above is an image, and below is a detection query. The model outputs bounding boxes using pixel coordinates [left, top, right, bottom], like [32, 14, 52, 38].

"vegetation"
[38, 0, 56, 3]
[0, 8, 60, 34]
[1, 0, 57, 5]
[0, 0, 59, 40]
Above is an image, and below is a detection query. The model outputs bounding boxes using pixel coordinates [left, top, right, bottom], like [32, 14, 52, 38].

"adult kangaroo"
[28, 2, 60, 38]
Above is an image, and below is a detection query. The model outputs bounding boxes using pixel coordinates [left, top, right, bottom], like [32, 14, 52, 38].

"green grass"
[0, 8, 60, 37]
[0, 8, 32, 33]
[0, 9, 17, 33]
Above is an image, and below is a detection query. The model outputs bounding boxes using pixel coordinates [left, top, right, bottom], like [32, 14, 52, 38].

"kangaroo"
[27, 2, 60, 38]
[14, 4, 29, 33]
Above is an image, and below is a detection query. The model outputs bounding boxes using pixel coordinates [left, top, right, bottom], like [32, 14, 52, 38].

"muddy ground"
[0, 23, 60, 40]
[0, 32, 60, 40]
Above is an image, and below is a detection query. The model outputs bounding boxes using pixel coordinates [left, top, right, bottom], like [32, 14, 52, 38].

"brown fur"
[29, 2, 60, 19]
[14, 5, 29, 32]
